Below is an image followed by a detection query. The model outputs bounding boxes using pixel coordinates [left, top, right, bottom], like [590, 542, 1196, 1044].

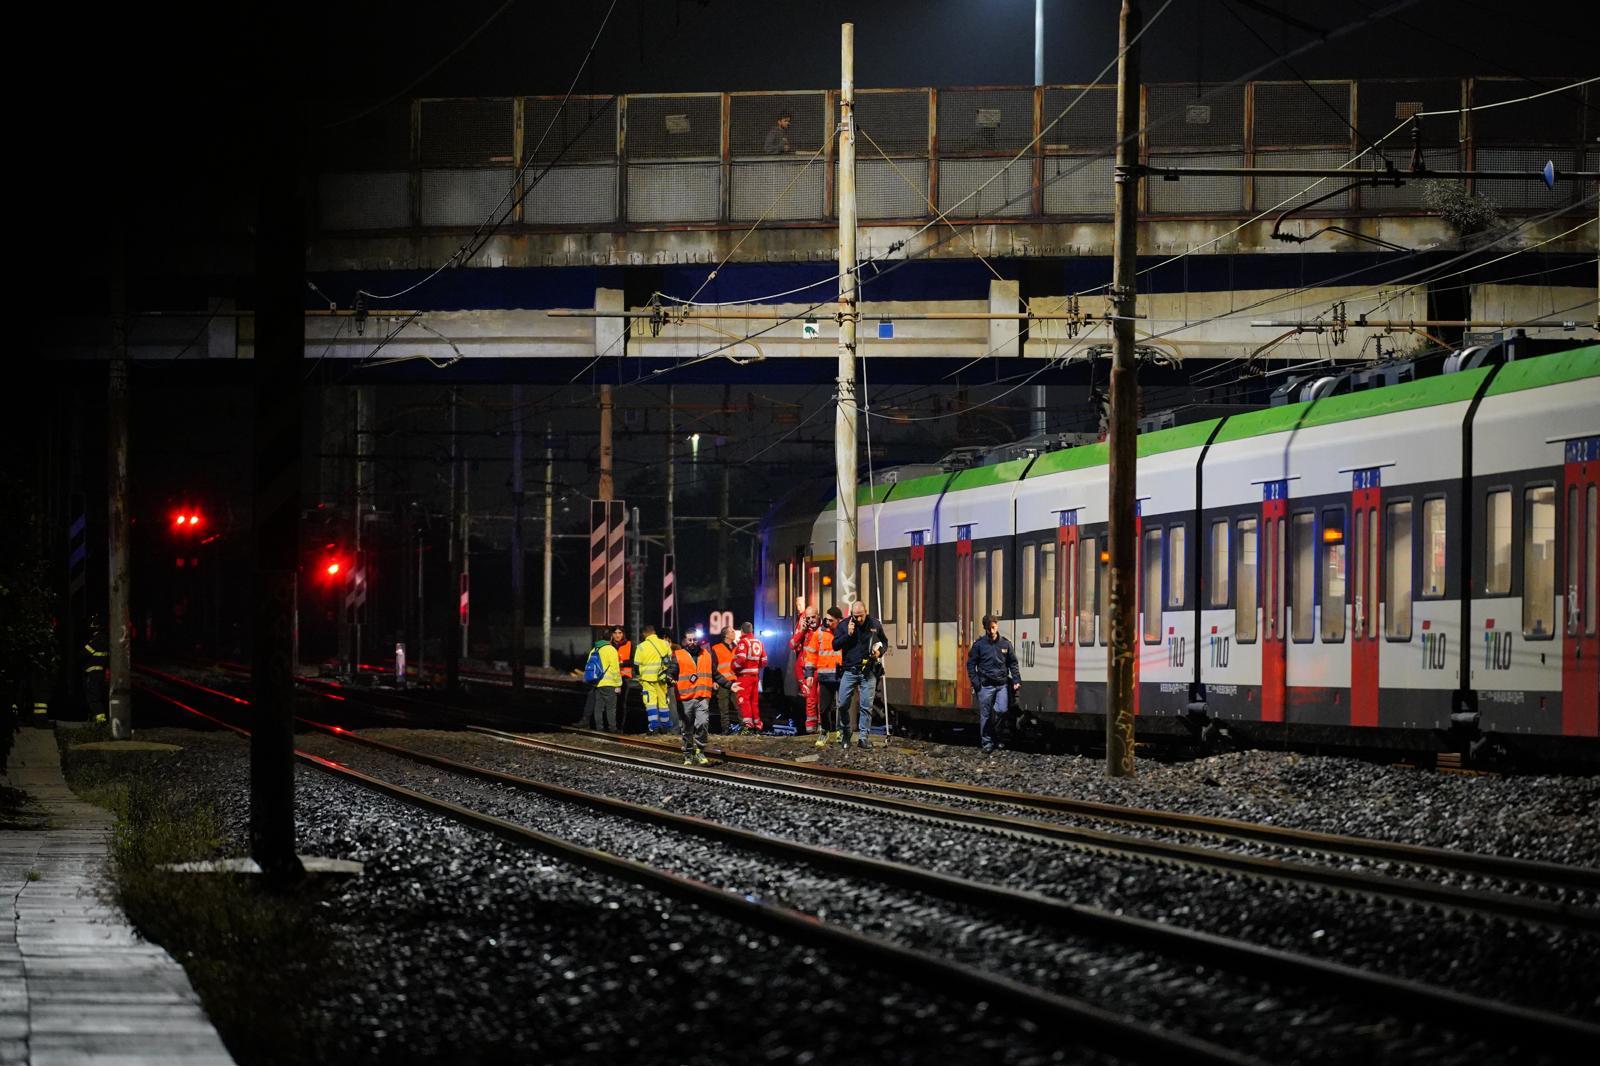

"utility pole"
[106, 238, 132, 740]
[717, 464, 730, 606]
[249, 67, 305, 881]
[461, 451, 471, 662]
[598, 384, 615, 501]
[628, 504, 643, 641]
[665, 387, 676, 560]
[415, 521, 424, 684]
[510, 384, 525, 694]
[353, 387, 371, 676]
[1030, 0, 1048, 439]
[1105, 0, 1142, 778]
[835, 21, 860, 610]
[445, 387, 460, 689]
[542, 423, 554, 670]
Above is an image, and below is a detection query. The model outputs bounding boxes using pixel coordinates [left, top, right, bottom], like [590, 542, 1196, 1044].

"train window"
[1168, 524, 1187, 609]
[1588, 485, 1597, 637]
[860, 562, 872, 614]
[777, 564, 788, 617]
[879, 560, 894, 623]
[974, 550, 990, 625]
[1523, 486, 1556, 639]
[1353, 509, 1368, 638]
[1291, 512, 1315, 642]
[893, 564, 909, 644]
[1262, 517, 1282, 641]
[1567, 488, 1579, 637]
[1421, 498, 1446, 599]
[1142, 528, 1163, 643]
[915, 557, 928, 646]
[1367, 510, 1379, 638]
[991, 549, 1005, 617]
[1208, 519, 1230, 608]
[1099, 546, 1110, 646]
[1486, 489, 1512, 594]
[1020, 543, 1037, 616]
[1236, 518, 1258, 643]
[1079, 536, 1097, 646]
[1039, 543, 1057, 646]
[1385, 501, 1413, 640]
[1321, 508, 1346, 643]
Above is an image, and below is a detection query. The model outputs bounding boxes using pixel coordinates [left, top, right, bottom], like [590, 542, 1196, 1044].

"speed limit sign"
[709, 610, 735, 634]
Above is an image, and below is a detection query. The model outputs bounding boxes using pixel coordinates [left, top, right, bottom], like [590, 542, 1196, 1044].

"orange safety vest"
[674, 648, 714, 701]
[617, 640, 634, 679]
[805, 627, 841, 677]
[710, 642, 737, 684]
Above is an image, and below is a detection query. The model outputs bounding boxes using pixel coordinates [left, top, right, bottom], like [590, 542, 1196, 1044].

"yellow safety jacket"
[634, 636, 672, 683]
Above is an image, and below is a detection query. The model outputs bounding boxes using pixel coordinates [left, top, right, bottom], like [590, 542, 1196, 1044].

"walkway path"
[1, 726, 233, 1065]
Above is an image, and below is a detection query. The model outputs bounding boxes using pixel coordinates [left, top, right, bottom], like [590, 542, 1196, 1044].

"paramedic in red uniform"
[733, 622, 767, 733]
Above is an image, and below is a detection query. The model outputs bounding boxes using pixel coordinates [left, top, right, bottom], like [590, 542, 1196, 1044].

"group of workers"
[581, 600, 1022, 764]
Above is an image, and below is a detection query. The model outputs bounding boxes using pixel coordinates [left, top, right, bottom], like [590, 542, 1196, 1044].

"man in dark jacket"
[833, 600, 886, 749]
[965, 614, 1020, 754]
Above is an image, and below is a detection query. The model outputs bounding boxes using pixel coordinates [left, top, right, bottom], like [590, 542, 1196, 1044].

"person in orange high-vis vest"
[789, 606, 818, 691]
[668, 634, 714, 764]
[732, 622, 767, 733]
[804, 605, 843, 742]
[614, 635, 635, 731]
[710, 627, 743, 733]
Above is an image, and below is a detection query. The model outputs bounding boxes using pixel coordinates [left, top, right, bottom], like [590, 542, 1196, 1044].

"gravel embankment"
[339, 728, 1600, 1026]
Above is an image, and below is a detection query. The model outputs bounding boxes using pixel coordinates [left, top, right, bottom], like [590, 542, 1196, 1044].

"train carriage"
[756, 345, 1600, 760]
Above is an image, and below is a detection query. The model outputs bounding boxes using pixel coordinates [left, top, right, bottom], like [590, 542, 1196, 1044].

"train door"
[955, 525, 974, 707]
[1260, 481, 1289, 723]
[1350, 469, 1382, 727]
[1564, 438, 1599, 737]
[1056, 512, 1078, 712]
[910, 532, 927, 706]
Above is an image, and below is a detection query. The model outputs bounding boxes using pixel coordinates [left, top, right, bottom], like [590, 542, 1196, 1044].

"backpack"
[583, 647, 606, 684]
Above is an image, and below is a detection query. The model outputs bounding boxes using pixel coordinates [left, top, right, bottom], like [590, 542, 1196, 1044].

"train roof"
[803, 344, 1598, 511]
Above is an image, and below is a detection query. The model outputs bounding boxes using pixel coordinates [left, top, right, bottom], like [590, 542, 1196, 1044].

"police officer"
[965, 614, 1021, 754]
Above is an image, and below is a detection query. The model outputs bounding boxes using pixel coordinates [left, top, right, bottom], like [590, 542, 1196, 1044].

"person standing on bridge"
[733, 622, 767, 733]
[763, 111, 794, 155]
[634, 624, 674, 735]
[966, 614, 1020, 754]
[669, 632, 713, 766]
[834, 601, 885, 749]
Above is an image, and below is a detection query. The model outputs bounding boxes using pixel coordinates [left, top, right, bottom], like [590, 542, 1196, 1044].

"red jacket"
[734, 634, 767, 676]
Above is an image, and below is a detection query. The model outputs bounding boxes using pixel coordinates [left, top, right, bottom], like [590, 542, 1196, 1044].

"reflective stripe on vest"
[635, 637, 671, 682]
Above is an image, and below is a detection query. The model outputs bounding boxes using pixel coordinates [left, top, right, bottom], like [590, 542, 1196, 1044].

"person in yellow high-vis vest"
[633, 624, 674, 734]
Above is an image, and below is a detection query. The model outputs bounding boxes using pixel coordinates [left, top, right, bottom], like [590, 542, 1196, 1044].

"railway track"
[132, 679, 1261, 1065]
[152, 663, 1600, 925]
[131, 674, 1600, 1063]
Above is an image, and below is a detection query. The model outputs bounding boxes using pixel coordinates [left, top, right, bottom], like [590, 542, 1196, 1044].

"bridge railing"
[312, 76, 1596, 235]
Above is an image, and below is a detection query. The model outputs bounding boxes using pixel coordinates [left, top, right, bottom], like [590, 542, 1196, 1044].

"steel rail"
[131, 680, 1262, 1066]
[478, 727, 1600, 934]
[147, 665, 1600, 896]
[556, 724, 1600, 893]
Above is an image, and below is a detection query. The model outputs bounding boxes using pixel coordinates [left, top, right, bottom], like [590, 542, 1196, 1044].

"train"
[755, 344, 1600, 764]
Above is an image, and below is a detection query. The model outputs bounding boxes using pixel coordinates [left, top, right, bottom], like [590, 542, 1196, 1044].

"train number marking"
[1167, 636, 1186, 669]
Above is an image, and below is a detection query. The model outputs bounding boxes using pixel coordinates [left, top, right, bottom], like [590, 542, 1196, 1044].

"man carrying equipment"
[634, 624, 674, 735]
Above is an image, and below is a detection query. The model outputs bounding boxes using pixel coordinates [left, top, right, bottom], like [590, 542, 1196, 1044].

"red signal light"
[326, 562, 342, 577]
[175, 515, 187, 526]
[188, 514, 202, 528]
